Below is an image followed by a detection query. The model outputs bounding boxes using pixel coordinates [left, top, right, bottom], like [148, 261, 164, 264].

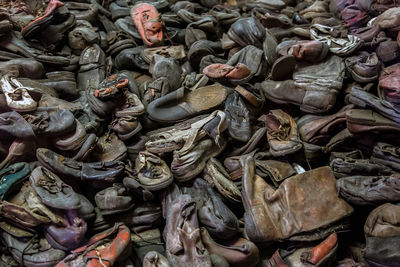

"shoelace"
[269, 124, 290, 141]
[95, 249, 107, 267]
[23, 113, 49, 130]
[38, 169, 63, 193]
[20, 234, 39, 267]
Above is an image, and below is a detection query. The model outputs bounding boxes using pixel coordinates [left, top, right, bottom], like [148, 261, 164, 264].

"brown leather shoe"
[260, 110, 303, 156]
[242, 156, 353, 243]
[200, 227, 260, 267]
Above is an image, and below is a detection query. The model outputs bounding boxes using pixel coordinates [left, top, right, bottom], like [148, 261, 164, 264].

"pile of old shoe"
[1, 0, 400, 266]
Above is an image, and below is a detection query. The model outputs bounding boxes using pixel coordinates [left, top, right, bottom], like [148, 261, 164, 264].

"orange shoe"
[131, 3, 163, 47]
[56, 223, 131, 267]
[203, 63, 250, 81]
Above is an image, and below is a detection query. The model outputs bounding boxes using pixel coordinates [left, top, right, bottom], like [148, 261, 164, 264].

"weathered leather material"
[379, 63, 400, 104]
[337, 175, 400, 206]
[261, 56, 345, 114]
[94, 183, 134, 215]
[330, 157, 393, 178]
[0, 111, 35, 140]
[200, 227, 260, 267]
[373, 7, 400, 31]
[56, 223, 131, 267]
[162, 185, 212, 267]
[371, 142, 400, 171]
[242, 157, 353, 243]
[182, 178, 239, 240]
[346, 109, 400, 133]
[30, 166, 81, 211]
[261, 109, 303, 156]
[0, 230, 66, 267]
[298, 105, 352, 145]
[364, 203, 400, 266]
[227, 16, 265, 48]
[36, 148, 124, 183]
[44, 216, 87, 251]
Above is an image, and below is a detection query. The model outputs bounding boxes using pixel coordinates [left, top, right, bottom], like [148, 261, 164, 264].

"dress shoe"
[52, 120, 88, 152]
[260, 55, 345, 114]
[345, 51, 381, 83]
[346, 109, 400, 133]
[225, 92, 251, 142]
[108, 202, 162, 232]
[145, 111, 225, 154]
[0, 58, 45, 79]
[90, 133, 127, 162]
[147, 84, 229, 124]
[330, 157, 393, 178]
[21, 0, 64, 38]
[276, 40, 329, 62]
[128, 151, 173, 191]
[44, 213, 87, 251]
[297, 105, 352, 145]
[0, 111, 34, 140]
[348, 88, 400, 124]
[23, 108, 76, 137]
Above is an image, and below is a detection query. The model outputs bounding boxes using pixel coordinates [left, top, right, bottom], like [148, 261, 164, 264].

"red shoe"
[131, 3, 163, 47]
[203, 63, 251, 81]
[21, 0, 64, 38]
[56, 223, 131, 267]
